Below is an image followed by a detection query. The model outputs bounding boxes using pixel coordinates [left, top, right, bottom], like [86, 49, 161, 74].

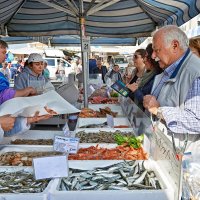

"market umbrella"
[0, 0, 199, 106]
[0, 0, 199, 37]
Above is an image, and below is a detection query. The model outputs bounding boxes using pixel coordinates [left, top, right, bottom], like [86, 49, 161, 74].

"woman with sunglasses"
[125, 48, 146, 85]
[127, 44, 162, 110]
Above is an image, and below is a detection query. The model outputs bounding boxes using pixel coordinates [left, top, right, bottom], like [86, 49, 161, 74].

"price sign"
[82, 37, 90, 52]
[107, 114, 114, 128]
[54, 136, 79, 154]
[33, 155, 68, 180]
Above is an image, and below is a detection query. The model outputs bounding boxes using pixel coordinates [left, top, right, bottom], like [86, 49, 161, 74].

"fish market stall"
[0, 98, 182, 200]
[0, 145, 177, 200]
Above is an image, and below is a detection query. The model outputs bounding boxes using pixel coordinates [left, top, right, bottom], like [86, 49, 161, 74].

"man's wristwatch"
[156, 107, 163, 119]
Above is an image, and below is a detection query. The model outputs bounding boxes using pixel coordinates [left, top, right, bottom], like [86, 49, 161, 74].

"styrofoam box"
[0, 130, 64, 145]
[76, 117, 132, 132]
[0, 166, 53, 200]
[88, 104, 125, 117]
[48, 159, 175, 200]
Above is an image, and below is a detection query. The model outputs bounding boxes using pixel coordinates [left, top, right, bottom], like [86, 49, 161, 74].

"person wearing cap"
[0, 40, 52, 138]
[14, 53, 54, 93]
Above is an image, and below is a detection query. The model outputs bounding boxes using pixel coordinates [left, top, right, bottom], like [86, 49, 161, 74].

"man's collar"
[164, 49, 189, 77]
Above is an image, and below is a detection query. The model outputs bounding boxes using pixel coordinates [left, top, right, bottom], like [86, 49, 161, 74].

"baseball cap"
[28, 53, 44, 64]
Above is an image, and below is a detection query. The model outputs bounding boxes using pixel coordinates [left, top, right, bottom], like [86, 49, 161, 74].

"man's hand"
[143, 95, 160, 115]
[0, 115, 16, 131]
[126, 83, 138, 92]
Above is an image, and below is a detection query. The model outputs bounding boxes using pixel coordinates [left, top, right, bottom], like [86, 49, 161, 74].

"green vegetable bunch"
[110, 90, 119, 97]
[114, 133, 144, 149]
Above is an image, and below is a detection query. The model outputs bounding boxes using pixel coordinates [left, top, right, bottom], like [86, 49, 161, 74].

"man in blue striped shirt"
[143, 25, 200, 136]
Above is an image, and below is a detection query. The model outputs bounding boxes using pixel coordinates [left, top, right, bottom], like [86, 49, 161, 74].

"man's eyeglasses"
[133, 54, 141, 59]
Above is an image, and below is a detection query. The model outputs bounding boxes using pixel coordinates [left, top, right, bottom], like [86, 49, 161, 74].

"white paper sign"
[107, 114, 114, 128]
[33, 155, 68, 180]
[0, 90, 80, 117]
[54, 136, 79, 154]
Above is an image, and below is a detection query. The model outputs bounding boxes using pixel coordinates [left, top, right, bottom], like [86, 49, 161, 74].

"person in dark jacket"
[127, 43, 162, 110]
[89, 58, 97, 74]
[92, 59, 108, 83]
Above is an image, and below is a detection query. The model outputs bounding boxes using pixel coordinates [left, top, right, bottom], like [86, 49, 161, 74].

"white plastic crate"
[0, 167, 53, 200]
[48, 159, 175, 200]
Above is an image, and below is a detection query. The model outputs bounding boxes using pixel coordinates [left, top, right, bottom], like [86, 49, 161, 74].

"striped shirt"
[161, 78, 200, 134]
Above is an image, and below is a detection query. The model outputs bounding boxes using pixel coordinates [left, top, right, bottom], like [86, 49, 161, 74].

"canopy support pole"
[80, 0, 89, 108]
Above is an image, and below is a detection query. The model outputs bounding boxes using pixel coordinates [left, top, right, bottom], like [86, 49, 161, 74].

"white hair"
[152, 25, 189, 51]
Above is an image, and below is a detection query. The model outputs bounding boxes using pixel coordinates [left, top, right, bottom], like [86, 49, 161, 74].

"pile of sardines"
[0, 171, 49, 193]
[60, 161, 161, 191]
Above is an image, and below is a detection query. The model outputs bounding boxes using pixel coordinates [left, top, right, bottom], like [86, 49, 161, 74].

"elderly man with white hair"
[143, 25, 200, 143]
